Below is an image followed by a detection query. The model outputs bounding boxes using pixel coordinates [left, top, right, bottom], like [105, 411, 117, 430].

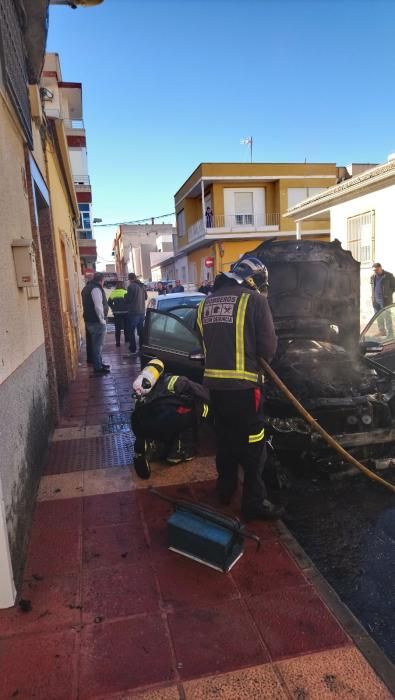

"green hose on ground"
[260, 358, 395, 495]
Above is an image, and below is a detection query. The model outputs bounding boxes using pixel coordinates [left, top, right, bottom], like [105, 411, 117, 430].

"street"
[285, 469, 395, 665]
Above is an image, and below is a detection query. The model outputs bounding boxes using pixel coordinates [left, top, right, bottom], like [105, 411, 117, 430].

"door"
[141, 309, 204, 381]
[360, 303, 395, 374]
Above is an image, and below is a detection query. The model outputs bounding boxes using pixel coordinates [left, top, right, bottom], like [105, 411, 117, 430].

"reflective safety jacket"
[108, 288, 128, 315]
[135, 374, 210, 419]
[197, 279, 277, 391]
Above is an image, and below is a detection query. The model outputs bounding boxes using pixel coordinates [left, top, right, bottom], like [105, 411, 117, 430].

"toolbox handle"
[149, 488, 261, 550]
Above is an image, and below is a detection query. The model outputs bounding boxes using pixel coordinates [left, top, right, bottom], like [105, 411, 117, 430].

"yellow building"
[164, 163, 345, 286]
[44, 112, 84, 383]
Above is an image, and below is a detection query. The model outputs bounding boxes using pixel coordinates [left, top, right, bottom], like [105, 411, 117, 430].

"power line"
[93, 211, 175, 227]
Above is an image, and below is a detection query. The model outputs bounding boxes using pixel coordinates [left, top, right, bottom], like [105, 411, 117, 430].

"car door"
[141, 308, 204, 381]
[360, 303, 395, 374]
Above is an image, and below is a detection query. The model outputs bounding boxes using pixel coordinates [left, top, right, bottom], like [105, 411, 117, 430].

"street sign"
[205, 257, 214, 268]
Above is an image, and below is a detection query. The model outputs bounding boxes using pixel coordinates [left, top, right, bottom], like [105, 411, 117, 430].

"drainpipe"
[201, 180, 205, 229]
[0, 479, 16, 608]
[296, 221, 302, 240]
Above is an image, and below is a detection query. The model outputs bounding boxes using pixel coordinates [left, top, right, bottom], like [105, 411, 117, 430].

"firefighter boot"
[166, 437, 195, 465]
[133, 440, 151, 480]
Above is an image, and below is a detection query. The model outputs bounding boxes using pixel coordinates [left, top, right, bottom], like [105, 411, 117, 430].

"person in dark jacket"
[108, 281, 129, 347]
[126, 273, 147, 354]
[371, 263, 395, 335]
[131, 360, 210, 479]
[81, 277, 94, 363]
[197, 256, 283, 521]
[173, 280, 185, 293]
[82, 272, 110, 375]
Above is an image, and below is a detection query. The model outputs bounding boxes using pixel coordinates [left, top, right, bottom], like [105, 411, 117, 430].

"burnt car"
[141, 240, 395, 466]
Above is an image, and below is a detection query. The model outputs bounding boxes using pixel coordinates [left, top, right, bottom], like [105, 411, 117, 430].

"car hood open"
[248, 239, 360, 351]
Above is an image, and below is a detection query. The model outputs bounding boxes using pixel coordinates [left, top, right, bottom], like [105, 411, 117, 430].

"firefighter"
[131, 359, 210, 480]
[197, 256, 284, 521]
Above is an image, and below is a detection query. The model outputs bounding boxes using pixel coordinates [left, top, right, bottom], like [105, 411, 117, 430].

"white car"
[147, 291, 205, 312]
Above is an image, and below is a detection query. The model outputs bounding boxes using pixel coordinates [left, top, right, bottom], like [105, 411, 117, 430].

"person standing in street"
[371, 262, 395, 335]
[108, 281, 129, 347]
[82, 272, 110, 375]
[81, 275, 94, 364]
[197, 256, 283, 521]
[173, 279, 185, 293]
[126, 273, 147, 354]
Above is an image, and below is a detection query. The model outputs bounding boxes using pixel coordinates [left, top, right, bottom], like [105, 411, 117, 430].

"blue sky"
[47, 0, 395, 265]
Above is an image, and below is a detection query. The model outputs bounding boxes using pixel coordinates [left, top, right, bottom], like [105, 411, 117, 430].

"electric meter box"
[12, 239, 38, 288]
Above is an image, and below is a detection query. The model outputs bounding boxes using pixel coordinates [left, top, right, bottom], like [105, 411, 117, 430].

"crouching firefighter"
[197, 256, 284, 521]
[131, 359, 210, 479]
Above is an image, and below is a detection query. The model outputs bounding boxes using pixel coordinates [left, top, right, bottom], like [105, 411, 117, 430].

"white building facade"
[285, 158, 395, 327]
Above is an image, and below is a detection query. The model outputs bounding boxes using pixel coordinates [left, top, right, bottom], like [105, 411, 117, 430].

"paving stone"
[25, 524, 81, 578]
[82, 492, 141, 528]
[0, 575, 80, 638]
[231, 539, 308, 597]
[0, 629, 77, 700]
[155, 553, 239, 609]
[183, 663, 288, 699]
[246, 585, 349, 661]
[167, 600, 269, 679]
[276, 646, 393, 698]
[82, 562, 159, 622]
[82, 522, 149, 569]
[37, 472, 84, 501]
[79, 615, 174, 698]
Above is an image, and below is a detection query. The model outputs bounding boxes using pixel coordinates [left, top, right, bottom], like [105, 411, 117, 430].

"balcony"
[187, 213, 280, 243]
[73, 174, 90, 186]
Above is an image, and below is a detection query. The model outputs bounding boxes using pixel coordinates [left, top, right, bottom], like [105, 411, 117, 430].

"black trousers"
[132, 403, 196, 456]
[85, 324, 93, 364]
[210, 388, 267, 512]
[114, 314, 129, 345]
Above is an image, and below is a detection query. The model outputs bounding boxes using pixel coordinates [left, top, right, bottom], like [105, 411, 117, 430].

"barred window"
[346, 211, 375, 264]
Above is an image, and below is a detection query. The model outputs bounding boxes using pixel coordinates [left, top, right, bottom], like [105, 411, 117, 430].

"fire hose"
[260, 358, 395, 495]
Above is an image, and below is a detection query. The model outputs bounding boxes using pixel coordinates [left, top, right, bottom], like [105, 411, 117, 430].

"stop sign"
[205, 256, 214, 268]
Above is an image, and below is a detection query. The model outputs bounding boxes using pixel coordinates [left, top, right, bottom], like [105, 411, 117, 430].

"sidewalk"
[0, 334, 393, 699]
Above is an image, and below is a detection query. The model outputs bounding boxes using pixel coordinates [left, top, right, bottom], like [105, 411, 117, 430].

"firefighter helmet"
[225, 256, 269, 293]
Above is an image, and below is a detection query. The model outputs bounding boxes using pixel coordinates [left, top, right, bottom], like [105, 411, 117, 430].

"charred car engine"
[251, 239, 395, 462]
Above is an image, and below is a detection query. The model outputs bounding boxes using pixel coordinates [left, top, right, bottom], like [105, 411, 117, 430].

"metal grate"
[43, 434, 134, 474]
[103, 412, 132, 434]
[0, 0, 33, 148]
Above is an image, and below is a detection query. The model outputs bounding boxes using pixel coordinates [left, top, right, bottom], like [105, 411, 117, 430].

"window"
[234, 192, 253, 224]
[347, 211, 375, 264]
[177, 209, 185, 237]
[148, 311, 198, 353]
[287, 187, 326, 209]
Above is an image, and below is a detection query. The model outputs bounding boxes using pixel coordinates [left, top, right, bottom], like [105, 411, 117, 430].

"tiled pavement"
[0, 335, 394, 699]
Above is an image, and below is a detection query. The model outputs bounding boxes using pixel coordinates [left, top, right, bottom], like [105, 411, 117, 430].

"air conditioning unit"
[28, 85, 43, 124]
[50, 0, 104, 7]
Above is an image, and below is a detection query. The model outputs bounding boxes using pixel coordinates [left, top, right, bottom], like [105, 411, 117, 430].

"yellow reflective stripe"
[196, 300, 204, 335]
[196, 300, 206, 356]
[202, 403, 209, 418]
[248, 428, 265, 443]
[204, 369, 258, 382]
[235, 293, 250, 373]
[167, 376, 179, 392]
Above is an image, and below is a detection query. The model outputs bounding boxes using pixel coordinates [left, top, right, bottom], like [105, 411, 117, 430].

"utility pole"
[240, 136, 253, 163]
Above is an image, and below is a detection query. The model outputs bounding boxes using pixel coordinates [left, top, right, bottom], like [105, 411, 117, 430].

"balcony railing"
[44, 110, 85, 131]
[64, 118, 85, 130]
[187, 213, 280, 243]
[73, 174, 90, 186]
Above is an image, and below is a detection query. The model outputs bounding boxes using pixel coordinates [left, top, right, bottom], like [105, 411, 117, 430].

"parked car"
[141, 240, 395, 466]
[147, 291, 205, 314]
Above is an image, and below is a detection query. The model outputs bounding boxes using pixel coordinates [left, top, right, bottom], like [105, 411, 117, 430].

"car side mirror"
[189, 351, 204, 361]
[360, 340, 384, 355]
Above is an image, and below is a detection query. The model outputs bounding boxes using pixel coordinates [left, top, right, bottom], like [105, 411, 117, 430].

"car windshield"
[157, 296, 203, 312]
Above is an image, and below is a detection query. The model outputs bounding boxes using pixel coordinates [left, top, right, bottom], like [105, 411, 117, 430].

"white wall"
[330, 184, 395, 327]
